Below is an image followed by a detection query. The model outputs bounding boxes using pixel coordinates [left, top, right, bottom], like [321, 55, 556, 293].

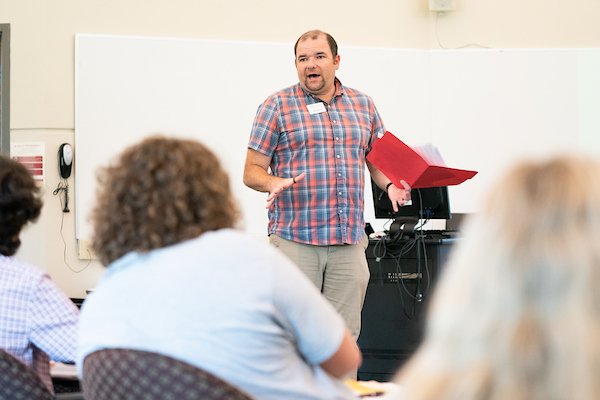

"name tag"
[307, 102, 327, 115]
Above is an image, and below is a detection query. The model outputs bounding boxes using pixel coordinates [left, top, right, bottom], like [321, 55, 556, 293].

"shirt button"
[339, 192, 342, 196]
[336, 155, 340, 158]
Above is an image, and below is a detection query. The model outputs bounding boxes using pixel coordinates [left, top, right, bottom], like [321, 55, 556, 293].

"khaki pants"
[269, 234, 370, 341]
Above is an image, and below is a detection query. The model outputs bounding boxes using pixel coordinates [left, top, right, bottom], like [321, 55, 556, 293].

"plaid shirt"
[0, 255, 79, 394]
[249, 78, 385, 245]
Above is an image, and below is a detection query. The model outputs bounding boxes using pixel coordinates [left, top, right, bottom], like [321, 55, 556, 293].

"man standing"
[244, 30, 410, 340]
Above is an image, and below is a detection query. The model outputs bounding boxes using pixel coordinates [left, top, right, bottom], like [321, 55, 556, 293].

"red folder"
[367, 131, 478, 189]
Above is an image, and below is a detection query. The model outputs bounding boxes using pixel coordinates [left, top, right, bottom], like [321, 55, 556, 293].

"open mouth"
[308, 74, 320, 79]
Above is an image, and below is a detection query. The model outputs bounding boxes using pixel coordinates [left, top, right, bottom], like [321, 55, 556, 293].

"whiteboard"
[75, 34, 600, 239]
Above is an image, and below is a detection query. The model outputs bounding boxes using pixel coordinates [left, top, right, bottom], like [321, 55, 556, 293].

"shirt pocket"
[278, 109, 311, 150]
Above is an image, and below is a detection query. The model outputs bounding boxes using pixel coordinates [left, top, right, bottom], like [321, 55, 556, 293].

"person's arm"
[243, 148, 305, 209]
[271, 249, 361, 380]
[319, 328, 362, 378]
[30, 275, 79, 363]
[367, 159, 411, 213]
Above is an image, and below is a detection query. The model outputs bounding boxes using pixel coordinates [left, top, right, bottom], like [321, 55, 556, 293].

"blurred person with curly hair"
[77, 136, 361, 400]
[0, 154, 79, 394]
[387, 154, 600, 400]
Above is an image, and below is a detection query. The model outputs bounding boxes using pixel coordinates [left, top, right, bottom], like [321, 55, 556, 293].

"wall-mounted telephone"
[59, 143, 73, 179]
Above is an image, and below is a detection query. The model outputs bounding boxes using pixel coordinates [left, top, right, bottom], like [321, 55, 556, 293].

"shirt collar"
[333, 77, 344, 97]
[299, 77, 344, 103]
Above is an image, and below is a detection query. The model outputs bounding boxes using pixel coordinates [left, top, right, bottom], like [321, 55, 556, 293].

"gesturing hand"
[265, 172, 306, 209]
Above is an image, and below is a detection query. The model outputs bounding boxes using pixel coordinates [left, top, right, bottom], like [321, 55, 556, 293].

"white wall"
[3, 0, 600, 297]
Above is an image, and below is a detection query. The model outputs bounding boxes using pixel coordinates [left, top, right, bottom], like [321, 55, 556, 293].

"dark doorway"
[0, 24, 10, 155]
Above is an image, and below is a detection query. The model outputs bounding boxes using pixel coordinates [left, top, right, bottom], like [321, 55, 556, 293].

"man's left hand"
[388, 180, 411, 212]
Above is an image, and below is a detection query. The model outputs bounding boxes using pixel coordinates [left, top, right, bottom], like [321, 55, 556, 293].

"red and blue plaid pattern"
[249, 79, 385, 245]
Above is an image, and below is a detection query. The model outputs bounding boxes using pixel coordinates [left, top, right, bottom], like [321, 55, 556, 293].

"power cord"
[53, 181, 69, 213]
[435, 12, 490, 50]
[53, 170, 91, 273]
[371, 234, 432, 319]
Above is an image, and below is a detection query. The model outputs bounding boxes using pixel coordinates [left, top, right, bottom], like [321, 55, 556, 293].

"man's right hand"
[265, 172, 306, 209]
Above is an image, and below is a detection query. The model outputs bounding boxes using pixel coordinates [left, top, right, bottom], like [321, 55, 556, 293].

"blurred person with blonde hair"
[390, 154, 600, 400]
[76, 136, 361, 400]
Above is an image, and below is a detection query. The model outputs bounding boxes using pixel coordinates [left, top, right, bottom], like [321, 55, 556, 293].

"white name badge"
[307, 102, 327, 115]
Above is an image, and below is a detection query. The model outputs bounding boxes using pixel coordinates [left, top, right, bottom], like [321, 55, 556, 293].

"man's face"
[295, 35, 340, 101]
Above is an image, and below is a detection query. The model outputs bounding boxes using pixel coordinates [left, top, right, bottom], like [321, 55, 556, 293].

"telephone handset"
[59, 143, 73, 179]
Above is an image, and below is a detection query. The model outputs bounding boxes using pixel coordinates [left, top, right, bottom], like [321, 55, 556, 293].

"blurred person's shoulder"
[0, 255, 46, 281]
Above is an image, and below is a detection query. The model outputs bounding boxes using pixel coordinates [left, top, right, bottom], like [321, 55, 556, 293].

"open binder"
[367, 131, 477, 189]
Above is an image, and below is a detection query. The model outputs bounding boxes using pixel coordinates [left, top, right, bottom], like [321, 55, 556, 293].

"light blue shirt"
[77, 229, 356, 400]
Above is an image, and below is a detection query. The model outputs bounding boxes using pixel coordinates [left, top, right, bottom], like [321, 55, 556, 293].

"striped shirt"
[0, 255, 79, 394]
[249, 79, 385, 245]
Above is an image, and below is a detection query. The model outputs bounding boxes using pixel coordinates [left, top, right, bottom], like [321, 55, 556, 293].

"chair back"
[82, 348, 255, 400]
[0, 349, 54, 400]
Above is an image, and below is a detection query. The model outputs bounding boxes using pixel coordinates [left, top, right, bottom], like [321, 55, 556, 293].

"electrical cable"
[53, 175, 91, 273]
[435, 12, 490, 50]
[53, 181, 69, 213]
[371, 188, 435, 318]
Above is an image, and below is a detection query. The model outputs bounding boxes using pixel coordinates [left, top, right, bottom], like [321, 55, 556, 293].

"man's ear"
[334, 54, 340, 70]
